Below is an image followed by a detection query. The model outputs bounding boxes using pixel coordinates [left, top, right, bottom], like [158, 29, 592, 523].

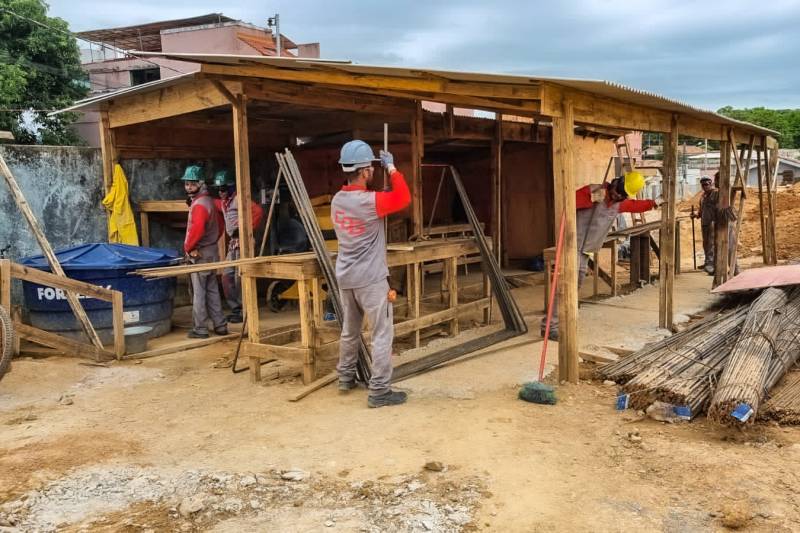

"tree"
[0, 0, 88, 144]
[717, 106, 800, 149]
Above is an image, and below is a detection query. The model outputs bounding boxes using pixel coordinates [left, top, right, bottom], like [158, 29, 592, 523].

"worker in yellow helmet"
[542, 171, 662, 340]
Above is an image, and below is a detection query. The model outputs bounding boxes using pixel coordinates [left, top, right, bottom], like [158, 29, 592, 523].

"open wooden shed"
[60, 53, 780, 384]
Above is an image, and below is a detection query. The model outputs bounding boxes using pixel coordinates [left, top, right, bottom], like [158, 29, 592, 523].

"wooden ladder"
[616, 134, 646, 225]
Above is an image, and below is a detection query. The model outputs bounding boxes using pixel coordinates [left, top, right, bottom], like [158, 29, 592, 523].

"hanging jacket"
[101, 164, 139, 245]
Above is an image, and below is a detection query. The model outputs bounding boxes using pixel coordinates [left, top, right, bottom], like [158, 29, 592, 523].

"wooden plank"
[579, 350, 616, 364]
[107, 78, 232, 128]
[111, 290, 125, 360]
[311, 276, 324, 326]
[714, 139, 732, 287]
[200, 63, 543, 100]
[10, 263, 115, 302]
[122, 333, 238, 360]
[0, 156, 104, 353]
[242, 341, 310, 362]
[411, 101, 423, 238]
[15, 322, 112, 360]
[491, 117, 503, 263]
[659, 114, 678, 330]
[0, 259, 11, 311]
[410, 262, 421, 347]
[394, 298, 489, 338]
[139, 212, 150, 247]
[297, 278, 316, 383]
[137, 200, 189, 212]
[446, 257, 459, 336]
[288, 371, 338, 402]
[551, 98, 579, 384]
[98, 110, 116, 194]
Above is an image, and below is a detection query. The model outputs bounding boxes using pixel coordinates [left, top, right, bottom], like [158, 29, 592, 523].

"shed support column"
[659, 115, 678, 330]
[232, 93, 259, 342]
[411, 101, 424, 238]
[756, 144, 768, 264]
[713, 139, 731, 288]
[766, 142, 779, 264]
[98, 109, 116, 195]
[491, 116, 503, 264]
[551, 99, 578, 384]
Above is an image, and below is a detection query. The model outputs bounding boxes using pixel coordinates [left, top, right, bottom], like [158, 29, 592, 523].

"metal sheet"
[711, 265, 800, 293]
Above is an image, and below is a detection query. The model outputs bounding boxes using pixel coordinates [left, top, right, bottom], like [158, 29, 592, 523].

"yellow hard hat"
[623, 171, 645, 197]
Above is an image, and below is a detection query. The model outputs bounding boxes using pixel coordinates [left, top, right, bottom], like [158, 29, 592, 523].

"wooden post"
[139, 212, 150, 247]
[756, 145, 768, 264]
[231, 93, 260, 343]
[0, 154, 104, 352]
[491, 116, 503, 263]
[659, 114, 678, 330]
[298, 278, 316, 384]
[674, 220, 681, 275]
[311, 276, 324, 325]
[410, 102, 424, 238]
[411, 262, 421, 347]
[727, 132, 754, 278]
[111, 290, 125, 359]
[766, 141, 779, 264]
[446, 256, 458, 336]
[714, 138, 731, 287]
[0, 259, 10, 311]
[610, 241, 617, 296]
[482, 270, 491, 324]
[592, 251, 599, 297]
[551, 99, 578, 384]
[98, 109, 116, 195]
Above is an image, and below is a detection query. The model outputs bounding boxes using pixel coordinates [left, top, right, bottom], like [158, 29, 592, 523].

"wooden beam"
[0, 156, 104, 352]
[107, 78, 235, 128]
[10, 263, 116, 302]
[756, 146, 768, 264]
[15, 322, 113, 360]
[411, 101, 424, 238]
[0, 259, 11, 311]
[210, 79, 238, 105]
[491, 117, 503, 263]
[551, 98, 579, 384]
[659, 114, 678, 330]
[714, 138, 731, 287]
[200, 63, 543, 100]
[98, 110, 116, 194]
[766, 142, 779, 264]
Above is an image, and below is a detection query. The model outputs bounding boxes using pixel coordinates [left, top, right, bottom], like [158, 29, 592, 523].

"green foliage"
[717, 106, 800, 149]
[0, 0, 88, 144]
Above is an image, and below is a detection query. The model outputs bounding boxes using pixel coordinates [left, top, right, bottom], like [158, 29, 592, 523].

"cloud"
[47, 0, 800, 109]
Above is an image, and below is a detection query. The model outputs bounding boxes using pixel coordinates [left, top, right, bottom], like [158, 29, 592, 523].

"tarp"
[102, 164, 139, 245]
[21, 243, 179, 271]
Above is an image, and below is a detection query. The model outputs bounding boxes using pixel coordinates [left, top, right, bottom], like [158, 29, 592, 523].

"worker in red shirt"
[542, 171, 662, 340]
[182, 165, 227, 339]
[213, 170, 264, 323]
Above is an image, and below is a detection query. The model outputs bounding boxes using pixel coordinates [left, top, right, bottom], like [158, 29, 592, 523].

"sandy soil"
[3, 272, 800, 532]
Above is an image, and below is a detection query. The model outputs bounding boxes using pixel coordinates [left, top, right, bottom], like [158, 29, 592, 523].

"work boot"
[338, 379, 357, 392]
[214, 326, 229, 336]
[367, 390, 407, 408]
[539, 324, 559, 342]
[227, 313, 243, 324]
[187, 329, 209, 339]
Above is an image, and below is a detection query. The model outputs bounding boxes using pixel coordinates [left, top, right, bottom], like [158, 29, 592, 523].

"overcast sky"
[49, 0, 800, 110]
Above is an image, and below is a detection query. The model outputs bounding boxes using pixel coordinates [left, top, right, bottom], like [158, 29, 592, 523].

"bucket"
[124, 325, 153, 355]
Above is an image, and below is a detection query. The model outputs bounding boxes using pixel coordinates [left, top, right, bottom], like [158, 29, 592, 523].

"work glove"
[654, 197, 665, 207]
[379, 150, 395, 172]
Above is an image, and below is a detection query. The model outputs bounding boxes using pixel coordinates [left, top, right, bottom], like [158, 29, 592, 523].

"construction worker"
[692, 175, 719, 275]
[542, 171, 661, 340]
[213, 170, 264, 323]
[182, 165, 227, 339]
[331, 140, 410, 408]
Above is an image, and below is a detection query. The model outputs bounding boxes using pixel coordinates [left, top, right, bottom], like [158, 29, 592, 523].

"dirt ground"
[3, 270, 800, 532]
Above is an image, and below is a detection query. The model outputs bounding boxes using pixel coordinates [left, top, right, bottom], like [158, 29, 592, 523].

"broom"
[519, 211, 565, 405]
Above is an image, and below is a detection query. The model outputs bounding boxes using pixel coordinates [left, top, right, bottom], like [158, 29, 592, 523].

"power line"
[0, 7, 187, 77]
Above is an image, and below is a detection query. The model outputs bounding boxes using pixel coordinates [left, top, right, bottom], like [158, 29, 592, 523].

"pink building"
[74, 13, 319, 146]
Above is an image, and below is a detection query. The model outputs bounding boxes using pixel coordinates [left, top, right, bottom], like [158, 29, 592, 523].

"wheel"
[266, 280, 287, 313]
[0, 305, 14, 381]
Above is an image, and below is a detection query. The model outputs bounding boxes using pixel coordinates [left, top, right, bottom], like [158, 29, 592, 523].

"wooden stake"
[98, 109, 116, 195]
[551, 98, 579, 384]
[659, 114, 678, 329]
[0, 154, 104, 353]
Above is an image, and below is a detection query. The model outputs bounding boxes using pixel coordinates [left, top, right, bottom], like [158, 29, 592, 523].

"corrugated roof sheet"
[57, 53, 779, 137]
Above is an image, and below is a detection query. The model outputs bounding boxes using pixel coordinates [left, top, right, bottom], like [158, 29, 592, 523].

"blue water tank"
[21, 243, 180, 344]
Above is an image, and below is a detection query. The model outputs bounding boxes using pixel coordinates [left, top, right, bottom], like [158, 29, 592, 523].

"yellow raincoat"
[102, 164, 139, 245]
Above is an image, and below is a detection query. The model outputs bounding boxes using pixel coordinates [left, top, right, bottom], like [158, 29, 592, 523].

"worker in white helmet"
[331, 140, 410, 408]
[543, 171, 662, 340]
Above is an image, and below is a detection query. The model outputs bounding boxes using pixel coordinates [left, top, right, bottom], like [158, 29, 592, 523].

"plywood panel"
[502, 142, 551, 260]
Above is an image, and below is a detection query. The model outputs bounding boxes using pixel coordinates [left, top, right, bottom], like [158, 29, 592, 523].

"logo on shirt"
[334, 210, 366, 236]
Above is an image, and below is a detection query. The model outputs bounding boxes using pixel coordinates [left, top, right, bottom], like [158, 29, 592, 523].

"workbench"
[238, 238, 491, 384]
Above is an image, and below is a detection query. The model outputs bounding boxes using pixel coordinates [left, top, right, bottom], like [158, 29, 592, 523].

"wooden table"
[543, 238, 617, 311]
[239, 238, 490, 385]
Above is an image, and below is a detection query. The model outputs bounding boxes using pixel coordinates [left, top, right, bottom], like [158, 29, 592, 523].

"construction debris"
[602, 285, 800, 424]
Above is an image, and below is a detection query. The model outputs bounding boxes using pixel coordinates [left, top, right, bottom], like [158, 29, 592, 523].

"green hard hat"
[213, 170, 235, 187]
[181, 165, 204, 182]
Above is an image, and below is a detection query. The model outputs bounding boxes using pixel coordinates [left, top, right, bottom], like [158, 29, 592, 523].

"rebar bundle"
[761, 371, 800, 425]
[621, 308, 748, 411]
[708, 288, 800, 425]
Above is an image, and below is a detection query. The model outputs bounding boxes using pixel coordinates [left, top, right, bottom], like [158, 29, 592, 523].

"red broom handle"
[539, 210, 567, 381]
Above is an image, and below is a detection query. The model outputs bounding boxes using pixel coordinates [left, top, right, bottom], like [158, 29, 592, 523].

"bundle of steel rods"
[276, 150, 371, 382]
[599, 310, 737, 384]
[621, 308, 748, 411]
[708, 287, 800, 425]
[761, 370, 800, 425]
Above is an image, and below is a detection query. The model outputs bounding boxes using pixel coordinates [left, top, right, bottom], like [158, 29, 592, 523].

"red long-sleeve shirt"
[575, 184, 656, 213]
[340, 169, 411, 217]
[184, 192, 224, 253]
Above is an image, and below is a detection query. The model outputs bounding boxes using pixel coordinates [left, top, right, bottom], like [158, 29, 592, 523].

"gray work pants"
[221, 245, 241, 317]
[337, 279, 393, 396]
[701, 223, 715, 268]
[190, 244, 226, 334]
[541, 251, 590, 338]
